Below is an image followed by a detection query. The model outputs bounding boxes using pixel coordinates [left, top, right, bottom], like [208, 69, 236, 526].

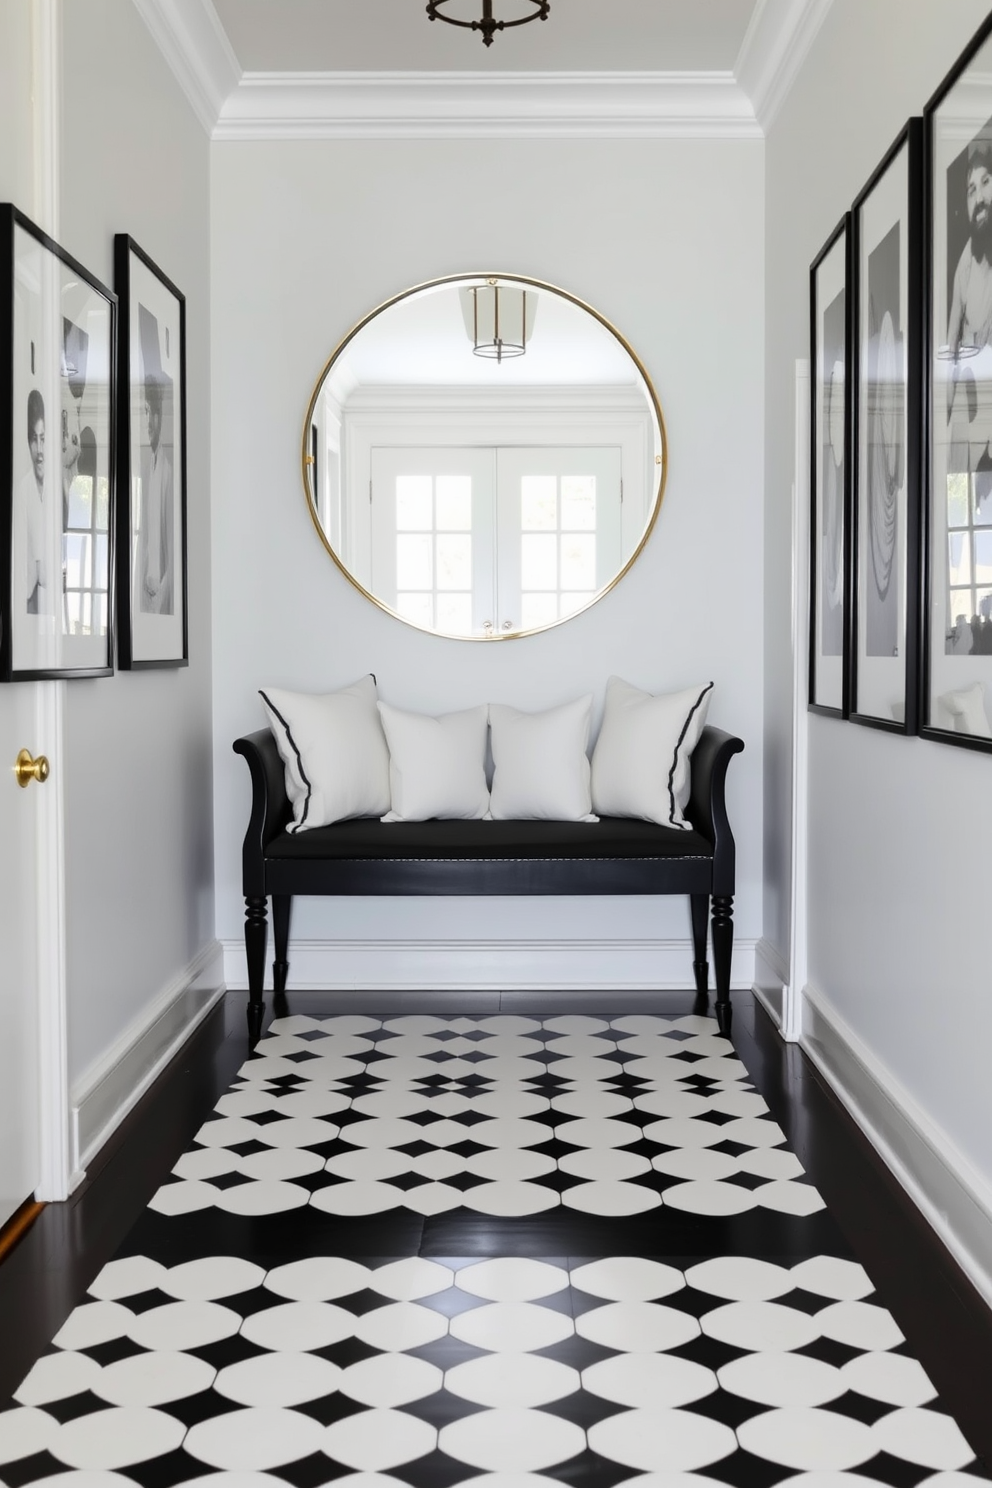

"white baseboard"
[221, 936, 757, 993]
[801, 983, 992, 1311]
[71, 941, 225, 1174]
[753, 937, 788, 1030]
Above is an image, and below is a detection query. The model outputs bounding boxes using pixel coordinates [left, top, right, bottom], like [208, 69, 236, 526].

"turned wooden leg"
[245, 896, 268, 1045]
[711, 894, 734, 1036]
[272, 894, 292, 1005]
[690, 894, 710, 1014]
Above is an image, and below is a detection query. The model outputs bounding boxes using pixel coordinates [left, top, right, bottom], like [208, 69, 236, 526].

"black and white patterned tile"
[1, 1252, 981, 1483]
[149, 1016, 826, 1221]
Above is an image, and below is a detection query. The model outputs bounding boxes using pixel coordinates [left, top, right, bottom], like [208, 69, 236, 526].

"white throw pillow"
[940, 681, 991, 738]
[259, 676, 391, 833]
[489, 695, 598, 821]
[591, 676, 714, 829]
[377, 702, 490, 821]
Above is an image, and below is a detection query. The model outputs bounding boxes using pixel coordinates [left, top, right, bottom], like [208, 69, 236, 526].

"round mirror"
[302, 272, 666, 639]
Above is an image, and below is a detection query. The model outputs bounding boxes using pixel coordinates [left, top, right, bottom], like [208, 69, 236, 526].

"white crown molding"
[214, 70, 760, 141]
[735, 0, 834, 133]
[131, 0, 240, 134]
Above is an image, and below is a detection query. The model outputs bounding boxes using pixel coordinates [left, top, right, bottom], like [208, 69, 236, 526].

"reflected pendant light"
[426, 0, 550, 49]
[461, 281, 536, 362]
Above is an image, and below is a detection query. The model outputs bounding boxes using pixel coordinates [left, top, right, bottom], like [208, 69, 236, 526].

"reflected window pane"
[96, 477, 110, 531]
[67, 475, 93, 532]
[561, 476, 596, 530]
[947, 472, 969, 528]
[436, 477, 472, 531]
[397, 533, 432, 588]
[95, 534, 108, 587]
[949, 588, 973, 626]
[436, 533, 471, 590]
[522, 533, 558, 589]
[95, 592, 108, 635]
[437, 594, 473, 634]
[396, 476, 432, 530]
[560, 534, 596, 589]
[975, 530, 992, 585]
[521, 476, 557, 530]
[397, 592, 434, 626]
[560, 591, 595, 618]
[64, 533, 91, 588]
[948, 532, 971, 588]
[521, 593, 559, 628]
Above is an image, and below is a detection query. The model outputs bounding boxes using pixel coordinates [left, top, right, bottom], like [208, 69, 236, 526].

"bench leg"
[711, 894, 734, 1036]
[690, 893, 709, 1015]
[245, 896, 267, 1045]
[272, 894, 292, 1006]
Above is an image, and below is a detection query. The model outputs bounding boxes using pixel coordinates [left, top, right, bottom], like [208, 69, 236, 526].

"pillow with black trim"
[259, 676, 390, 833]
[591, 676, 713, 829]
[378, 701, 490, 821]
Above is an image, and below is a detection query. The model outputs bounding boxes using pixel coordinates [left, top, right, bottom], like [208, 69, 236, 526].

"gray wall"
[210, 135, 766, 971]
[763, 0, 992, 1184]
[58, 0, 214, 1083]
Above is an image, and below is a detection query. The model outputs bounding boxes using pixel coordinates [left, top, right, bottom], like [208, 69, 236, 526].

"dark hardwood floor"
[1, 987, 989, 1471]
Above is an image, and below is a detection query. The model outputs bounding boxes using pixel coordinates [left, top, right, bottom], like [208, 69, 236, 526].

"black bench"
[234, 725, 745, 1042]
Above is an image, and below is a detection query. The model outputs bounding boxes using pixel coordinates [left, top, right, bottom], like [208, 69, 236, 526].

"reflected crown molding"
[131, 0, 833, 140]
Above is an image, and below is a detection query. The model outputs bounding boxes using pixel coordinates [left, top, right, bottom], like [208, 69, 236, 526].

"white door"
[496, 446, 622, 633]
[371, 447, 496, 636]
[0, 686, 44, 1226]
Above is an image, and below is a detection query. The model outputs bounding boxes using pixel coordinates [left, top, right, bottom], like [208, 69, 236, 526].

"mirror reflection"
[303, 274, 666, 639]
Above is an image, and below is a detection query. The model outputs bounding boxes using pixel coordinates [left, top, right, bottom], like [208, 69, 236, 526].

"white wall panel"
[764, 0, 992, 1186]
[211, 136, 765, 974]
[57, 0, 214, 1083]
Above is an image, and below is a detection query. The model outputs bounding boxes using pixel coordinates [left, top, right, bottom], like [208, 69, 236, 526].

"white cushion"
[489, 695, 597, 821]
[940, 681, 991, 737]
[259, 676, 391, 833]
[591, 676, 714, 829]
[377, 702, 490, 821]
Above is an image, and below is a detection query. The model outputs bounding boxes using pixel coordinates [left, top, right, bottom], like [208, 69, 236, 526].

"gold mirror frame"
[301, 271, 668, 640]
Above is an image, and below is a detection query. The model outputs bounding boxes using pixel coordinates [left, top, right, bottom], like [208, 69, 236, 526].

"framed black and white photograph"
[810, 214, 852, 716]
[850, 120, 923, 734]
[115, 235, 187, 669]
[923, 13, 992, 749]
[0, 205, 115, 681]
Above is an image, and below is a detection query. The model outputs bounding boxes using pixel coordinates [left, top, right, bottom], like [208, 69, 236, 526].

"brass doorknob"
[14, 749, 50, 788]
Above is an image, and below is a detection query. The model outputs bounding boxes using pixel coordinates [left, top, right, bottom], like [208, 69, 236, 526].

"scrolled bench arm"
[685, 726, 745, 898]
[233, 729, 291, 898]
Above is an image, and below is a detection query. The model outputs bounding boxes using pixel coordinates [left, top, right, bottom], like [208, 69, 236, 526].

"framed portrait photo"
[810, 215, 852, 716]
[923, 13, 992, 749]
[115, 235, 187, 668]
[849, 120, 924, 734]
[0, 205, 115, 681]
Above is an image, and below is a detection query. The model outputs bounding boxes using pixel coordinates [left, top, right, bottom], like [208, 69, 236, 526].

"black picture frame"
[0, 204, 116, 681]
[810, 214, 853, 717]
[849, 119, 924, 735]
[921, 12, 992, 750]
[114, 235, 188, 669]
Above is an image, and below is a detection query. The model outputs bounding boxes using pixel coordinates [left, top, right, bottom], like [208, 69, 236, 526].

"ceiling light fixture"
[426, 0, 550, 49]
[460, 281, 537, 363]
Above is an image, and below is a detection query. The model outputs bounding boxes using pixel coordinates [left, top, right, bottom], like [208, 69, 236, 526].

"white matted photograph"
[114, 234, 187, 668]
[0, 205, 115, 681]
[924, 13, 992, 748]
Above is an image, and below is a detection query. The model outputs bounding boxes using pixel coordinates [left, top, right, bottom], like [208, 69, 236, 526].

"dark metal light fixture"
[426, 0, 550, 49]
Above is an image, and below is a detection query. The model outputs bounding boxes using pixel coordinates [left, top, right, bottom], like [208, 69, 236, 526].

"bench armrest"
[233, 729, 292, 897]
[686, 725, 745, 897]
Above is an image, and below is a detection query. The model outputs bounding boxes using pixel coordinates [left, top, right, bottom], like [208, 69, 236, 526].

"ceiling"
[133, 0, 833, 137]
[210, 0, 757, 75]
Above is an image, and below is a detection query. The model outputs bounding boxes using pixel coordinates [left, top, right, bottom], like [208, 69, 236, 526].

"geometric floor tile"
[0, 1013, 984, 1488]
